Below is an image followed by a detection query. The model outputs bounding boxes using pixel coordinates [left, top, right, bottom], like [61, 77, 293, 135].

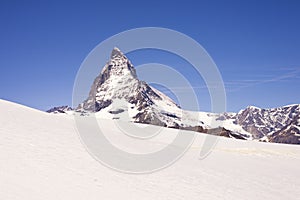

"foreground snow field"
[0, 99, 299, 200]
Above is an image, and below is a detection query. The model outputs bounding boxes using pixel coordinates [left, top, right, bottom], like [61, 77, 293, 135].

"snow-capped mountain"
[233, 105, 300, 144]
[75, 48, 252, 140]
[68, 47, 300, 144]
[77, 47, 200, 128]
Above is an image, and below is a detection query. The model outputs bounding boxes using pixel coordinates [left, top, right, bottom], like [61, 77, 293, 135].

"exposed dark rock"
[47, 106, 73, 114]
[269, 119, 300, 144]
[161, 112, 179, 119]
[134, 111, 167, 127]
[180, 126, 206, 133]
[108, 109, 125, 114]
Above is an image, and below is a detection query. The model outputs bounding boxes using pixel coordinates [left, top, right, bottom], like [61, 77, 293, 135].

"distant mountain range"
[47, 48, 300, 145]
[234, 105, 300, 144]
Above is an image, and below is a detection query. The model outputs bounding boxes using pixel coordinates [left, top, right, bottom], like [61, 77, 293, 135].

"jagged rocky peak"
[111, 47, 125, 59]
[47, 106, 73, 114]
[101, 47, 137, 79]
[247, 105, 261, 110]
[234, 104, 300, 143]
[77, 47, 181, 128]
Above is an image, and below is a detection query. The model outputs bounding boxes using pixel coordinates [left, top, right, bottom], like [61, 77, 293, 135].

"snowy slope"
[1, 99, 300, 200]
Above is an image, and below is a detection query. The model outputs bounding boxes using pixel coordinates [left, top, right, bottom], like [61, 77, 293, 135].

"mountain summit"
[77, 48, 184, 127]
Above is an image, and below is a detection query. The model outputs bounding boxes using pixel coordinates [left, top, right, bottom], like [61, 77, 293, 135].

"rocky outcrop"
[47, 106, 73, 114]
[233, 105, 300, 144]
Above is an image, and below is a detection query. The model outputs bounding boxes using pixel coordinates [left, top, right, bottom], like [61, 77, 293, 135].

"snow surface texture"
[1, 99, 300, 200]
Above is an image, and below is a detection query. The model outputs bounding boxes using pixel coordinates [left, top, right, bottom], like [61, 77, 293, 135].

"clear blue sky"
[1, 0, 300, 112]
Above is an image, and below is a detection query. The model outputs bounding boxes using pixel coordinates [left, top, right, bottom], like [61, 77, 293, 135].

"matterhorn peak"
[103, 47, 137, 79]
[77, 47, 182, 127]
[110, 47, 125, 59]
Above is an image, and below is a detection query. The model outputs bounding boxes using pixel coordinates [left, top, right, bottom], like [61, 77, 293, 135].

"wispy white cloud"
[225, 68, 300, 92]
[151, 68, 300, 94]
[153, 85, 209, 93]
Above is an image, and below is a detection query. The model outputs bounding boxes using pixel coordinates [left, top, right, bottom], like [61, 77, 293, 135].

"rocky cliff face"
[233, 105, 300, 144]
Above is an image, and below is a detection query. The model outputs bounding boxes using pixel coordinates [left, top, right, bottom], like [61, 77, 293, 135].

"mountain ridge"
[49, 48, 300, 144]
